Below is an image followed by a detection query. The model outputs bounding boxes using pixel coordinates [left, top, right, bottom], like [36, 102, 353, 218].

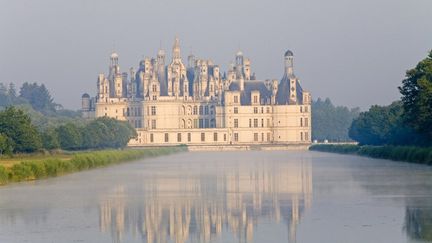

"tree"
[56, 123, 83, 150]
[0, 133, 13, 155]
[41, 128, 60, 150]
[0, 107, 42, 152]
[312, 98, 360, 142]
[348, 101, 422, 145]
[19, 82, 56, 113]
[399, 50, 432, 141]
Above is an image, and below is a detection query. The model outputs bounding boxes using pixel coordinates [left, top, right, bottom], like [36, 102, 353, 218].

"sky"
[0, 0, 431, 110]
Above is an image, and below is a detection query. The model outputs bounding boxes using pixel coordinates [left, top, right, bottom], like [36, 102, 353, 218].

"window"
[234, 119, 239, 128]
[305, 106, 309, 112]
[300, 132, 303, 141]
[152, 95, 157, 100]
[253, 96, 258, 103]
[300, 106, 303, 113]
[234, 107, 238, 114]
[151, 120, 157, 129]
[150, 133, 154, 142]
[151, 106, 156, 115]
[205, 106, 209, 115]
[253, 107, 258, 114]
[261, 119, 264, 127]
[267, 119, 270, 127]
[213, 133, 218, 141]
[234, 95, 239, 103]
[187, 133, 191, 142]
[254, 133, 258, 142]
[249, 119, 252, 128]
[152, 84, 157, 92]
[194, 119, 198, 128]
[193, 106, 198, 115]
[205, 119, 209, 128]
[261, 107, 264, 113]
[266, 107, 270, 113]
[177, 133, 182, 142]
[261, 133, 264, 141]
[300, 118, 303, 127]
[305, 118, 309, 127]
[254, 119, 258, 128]
[199, 106, 203, 115]
[199, 119, 204, 128]
[234, 133, 239, 142]
[201, 133, 205, 142]
[224, 134, 227, 141]
[165, 133, 169, 142]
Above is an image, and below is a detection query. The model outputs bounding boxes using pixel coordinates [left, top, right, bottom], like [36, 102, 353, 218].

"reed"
[310, 144, 432, 165]
[0, 146, 187, 185]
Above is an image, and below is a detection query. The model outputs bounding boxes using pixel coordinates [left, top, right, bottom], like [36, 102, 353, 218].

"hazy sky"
[1, 0, 431, 110]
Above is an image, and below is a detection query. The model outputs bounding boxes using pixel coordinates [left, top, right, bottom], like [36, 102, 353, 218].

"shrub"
[0, 165, 8, 184]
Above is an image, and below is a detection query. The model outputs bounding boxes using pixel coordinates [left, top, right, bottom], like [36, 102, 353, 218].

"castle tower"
[285, 50, 297, 104]
[284, 50, 294, 76]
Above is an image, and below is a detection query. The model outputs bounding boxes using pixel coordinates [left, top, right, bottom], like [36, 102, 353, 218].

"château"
[81, 38, 311, 147]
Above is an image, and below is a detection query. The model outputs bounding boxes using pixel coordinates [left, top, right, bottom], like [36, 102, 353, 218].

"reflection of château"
[99, 160, 312, 243]
[82, 38, 312, 147]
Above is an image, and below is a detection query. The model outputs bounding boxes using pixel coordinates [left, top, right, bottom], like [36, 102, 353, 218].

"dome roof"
[82, 93, 90, 98]
[110, 52, 119, 59]
[284, 50, 294, 57]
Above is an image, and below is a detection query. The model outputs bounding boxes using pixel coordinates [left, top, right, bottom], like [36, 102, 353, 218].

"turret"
[172, 37, 181, 61]
[284, 50, 294, 76]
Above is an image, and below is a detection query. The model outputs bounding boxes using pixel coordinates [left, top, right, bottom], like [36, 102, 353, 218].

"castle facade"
[81, 38, 311, 147]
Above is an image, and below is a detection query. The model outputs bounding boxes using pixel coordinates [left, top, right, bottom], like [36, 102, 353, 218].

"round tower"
[81, 93, 90, 111]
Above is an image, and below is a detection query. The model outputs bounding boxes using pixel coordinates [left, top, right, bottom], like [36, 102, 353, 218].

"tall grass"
[310, 144, 432, 165]
[0, 146, 187, 185]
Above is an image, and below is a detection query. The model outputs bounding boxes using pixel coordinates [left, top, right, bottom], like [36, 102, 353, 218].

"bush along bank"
[309, 144, 432, 165]
[0, 146, 187, 185]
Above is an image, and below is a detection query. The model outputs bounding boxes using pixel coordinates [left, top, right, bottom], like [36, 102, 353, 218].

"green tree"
[19, 82, 56, 113]
[312, 98, 360, 142]
[0, 107, 42, 152]
[0, 133, 13, 155]
[56, 123, 83, 150]
[41, 128, 60, 150]
[348, 101, 421, 145]
[399, 50, 432, 141]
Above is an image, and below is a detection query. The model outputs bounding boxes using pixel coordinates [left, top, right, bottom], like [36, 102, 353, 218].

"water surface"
[0, 151, 431, 243]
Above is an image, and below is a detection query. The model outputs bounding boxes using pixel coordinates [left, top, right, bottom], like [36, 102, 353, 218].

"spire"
[172, 36, 181, 60]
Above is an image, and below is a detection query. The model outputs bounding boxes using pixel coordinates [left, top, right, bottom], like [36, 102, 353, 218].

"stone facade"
[82, 38, 312, 147]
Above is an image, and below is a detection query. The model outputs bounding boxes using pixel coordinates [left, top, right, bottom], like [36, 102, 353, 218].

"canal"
[0, 151, 431, 243]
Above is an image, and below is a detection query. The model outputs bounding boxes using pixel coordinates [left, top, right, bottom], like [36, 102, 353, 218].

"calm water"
[0, 151, 432, 243]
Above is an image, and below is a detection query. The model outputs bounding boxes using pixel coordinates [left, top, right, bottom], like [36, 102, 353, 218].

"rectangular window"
[266, 107, 270, 113]
[204, 119, 209, 128]
[234, 96, 239, 103]
[253, 107, 258, 114]
[261, 133, 264, 141]
[254, 119, 258, 128]
[254, 133, 258, 142]
[150, 133, 154, 142]
[201, 133, 205, 142]
[234, 119, 239, 128]
[261, 119, 264, 127]
[234, 107, 238, 114]
[253, 96, 258, 104]
[177, 133, 182, 142]
[188, 133, 191, 142]
[199, 119, 204, 128]
[199, 106, 203, 115]
[151, 106, 156, 115]
[249, 119, 252, 128]
[213, 132, 218, 141]
[305, 118, 309, 127]
[193, 106, 198, 115]
[151, 120, 157, 129]
[261, 107, 264, 113]
[205, 106, 209, 115]
[234, 133, 239, 142]
[300, 132, 303, 141]
[165, 133, 169, 142]
[224, 134, 227, 141]
[267, 132, 271, 142]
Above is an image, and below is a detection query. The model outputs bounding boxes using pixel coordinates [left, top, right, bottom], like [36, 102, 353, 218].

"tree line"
[0, 107, 137, 155]
[349, 50, 432, 146]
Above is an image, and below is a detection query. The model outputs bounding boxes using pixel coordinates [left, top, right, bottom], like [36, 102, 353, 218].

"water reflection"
[405, 203, 432, 242]
[98, 158, 312, 243]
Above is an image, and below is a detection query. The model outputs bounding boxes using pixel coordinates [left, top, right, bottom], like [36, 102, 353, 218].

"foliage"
[348, 101, 423, 145]
[312, 98, 360, 142]
[0, 107, 42, 153]
[41, 128, 60, 150]
[0, 165, 7, 185]
[0, 133, 13, 155]
[19, 82, 57, 113]
[399, 50, 432, 140]
[56, 123, 83, 150]
[309, 144, 432, 165]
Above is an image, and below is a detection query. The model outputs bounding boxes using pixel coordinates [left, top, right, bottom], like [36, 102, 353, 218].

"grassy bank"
[0, 146, 187, 185]
[309, 144, 432, 165]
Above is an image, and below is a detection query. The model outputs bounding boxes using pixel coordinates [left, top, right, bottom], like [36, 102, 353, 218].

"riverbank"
[309, 144, 432, 165]
[0, 146, 187, 185]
